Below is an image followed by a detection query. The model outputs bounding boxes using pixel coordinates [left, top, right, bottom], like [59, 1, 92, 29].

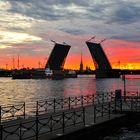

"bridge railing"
[0, 103, 25, 124]
[0, 108, 85, 140]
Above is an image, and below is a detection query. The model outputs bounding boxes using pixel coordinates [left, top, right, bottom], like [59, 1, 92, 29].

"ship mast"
[12, 56, 15, 69]
[17, 55, 20, 69]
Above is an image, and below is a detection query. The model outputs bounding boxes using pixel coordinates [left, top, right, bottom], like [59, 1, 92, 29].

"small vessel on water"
[12, 69, 46, 79]
[45, 68, 77, 79]
[45, 68, 53, 78]
[12, 68, 77, 79]
[64, 70, 77, 78]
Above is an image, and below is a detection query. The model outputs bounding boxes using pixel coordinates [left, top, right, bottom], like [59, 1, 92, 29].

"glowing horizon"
[0, 0, 140, 70]
[0, 39, 140, 70]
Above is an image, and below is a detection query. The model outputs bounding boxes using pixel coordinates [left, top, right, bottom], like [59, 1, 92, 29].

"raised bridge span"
[45, 40, 120, 78]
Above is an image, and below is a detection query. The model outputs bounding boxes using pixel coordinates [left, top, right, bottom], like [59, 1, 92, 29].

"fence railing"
[0, 90, 139, 123]
[0, 103, 25, 124]
[93, 101, 116, 123]
[0, 108, 85, 140]
[122, 94, 140, 111]
[36, 92, 115, 115]
[0, 91, 140, 140]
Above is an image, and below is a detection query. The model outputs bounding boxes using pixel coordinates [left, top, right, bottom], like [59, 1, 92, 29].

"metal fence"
[122, 93, 140, 111]
[36, 92, 115, 115]
[93, 100, 122, 124]
[0, 103, 25, 124]
[0, 90, 139, 122]
[0, 90, 140, 140]
[0, 100, 125, 140]
[0, 108, 85, 140]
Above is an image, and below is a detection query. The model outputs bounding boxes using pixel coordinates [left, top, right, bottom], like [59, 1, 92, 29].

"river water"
[0, 75, 140, 111]
[0, 75, 140, 139]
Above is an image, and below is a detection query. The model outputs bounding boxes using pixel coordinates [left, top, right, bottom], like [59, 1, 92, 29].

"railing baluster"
[131, 98, 133, 111]
[36, 101, 38, 116]
[0, 124, 3, 140]
[68, 97, 71, 109]
[94, 105, 96, 123]
[102, 93, 104, 103]
[92, 94, 94, 105]
[120, 99, 122, 113]
[75, 97, 77, 107]
[102, 103, 104, 117]
[108, 102, 111, 120]
[19, 123, 22, 140]
[74, 110, 76, 126]
[83, 108, 85, 126]
[81, 95, 83, 107]
[24, 102, 25, 119]
[53, 98, 56, 113]
[62, 112, 65, 133]
[50, 116, 53, 132]
[0, 106, 1, 124]
[36, 117, 39, 140]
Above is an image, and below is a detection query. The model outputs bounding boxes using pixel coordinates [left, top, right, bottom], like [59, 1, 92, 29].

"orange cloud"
[0, 38, 140, 70]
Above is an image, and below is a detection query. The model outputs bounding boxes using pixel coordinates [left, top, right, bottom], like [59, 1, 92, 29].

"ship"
[12, 68, 77, 79]
[12, 69, 46, 79]
[45, 68, 77, 79]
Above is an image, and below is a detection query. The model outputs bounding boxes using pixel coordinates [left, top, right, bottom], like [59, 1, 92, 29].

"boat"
[64, 70, 77, 78]
[12, 69, 46, 79]
[45, 68, 53, 78]
[12, 68, 77, 79]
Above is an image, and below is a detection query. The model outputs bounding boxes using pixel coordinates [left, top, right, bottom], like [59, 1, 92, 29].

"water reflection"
[0, 76, 140, 114]
[96, 78, 122, 92]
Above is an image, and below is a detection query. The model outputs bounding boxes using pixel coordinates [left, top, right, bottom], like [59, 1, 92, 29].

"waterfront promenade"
[0, 90, 140, 140]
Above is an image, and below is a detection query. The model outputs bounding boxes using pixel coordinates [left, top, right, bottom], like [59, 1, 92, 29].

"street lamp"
[122, 75, 126, 101]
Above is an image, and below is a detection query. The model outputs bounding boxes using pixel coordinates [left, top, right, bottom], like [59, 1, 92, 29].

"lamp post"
[122, 75, 126, 101]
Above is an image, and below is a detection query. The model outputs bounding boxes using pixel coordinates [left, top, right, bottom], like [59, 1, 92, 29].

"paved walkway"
[2, 100, 139, 140]
[34, 104, 124, 140]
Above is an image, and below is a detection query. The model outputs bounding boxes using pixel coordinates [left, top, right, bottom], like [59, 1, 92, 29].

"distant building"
[79, 52, 83, 72]
[45, 43, 71, 70]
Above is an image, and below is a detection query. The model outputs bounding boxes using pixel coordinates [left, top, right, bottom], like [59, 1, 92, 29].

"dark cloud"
[2, 0, 140, 40]
[7, 0, 89, 21]
[59, 27, 88, 35]
[108, 5, 140, 24]
[111, 35, 140, 43]
[7, 0, 140, 24]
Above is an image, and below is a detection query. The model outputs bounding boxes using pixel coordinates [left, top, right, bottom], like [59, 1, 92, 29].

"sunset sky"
[0, 0, 140, 70]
